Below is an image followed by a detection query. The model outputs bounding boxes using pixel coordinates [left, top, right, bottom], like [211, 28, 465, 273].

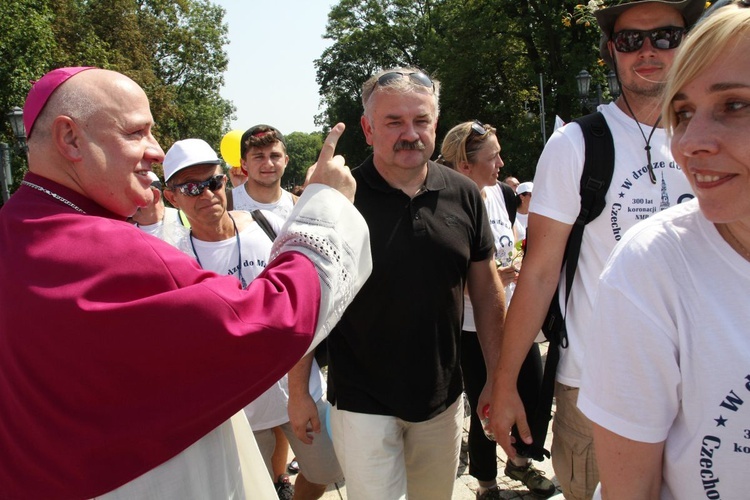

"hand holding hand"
[486, 385, 533, 460]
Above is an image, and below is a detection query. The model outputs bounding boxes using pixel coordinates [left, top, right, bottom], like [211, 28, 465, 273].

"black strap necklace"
[189, 212, 247, 288]
[620, 90, 661, 184]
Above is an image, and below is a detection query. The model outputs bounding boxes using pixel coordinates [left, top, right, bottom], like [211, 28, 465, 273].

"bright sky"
[215, 0, 335, 135]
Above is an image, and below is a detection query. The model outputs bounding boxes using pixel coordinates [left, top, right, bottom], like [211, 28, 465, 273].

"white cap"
[163, 138, 221, 182]
[517, 182, 533, 195]
[146, 171, 160, 183]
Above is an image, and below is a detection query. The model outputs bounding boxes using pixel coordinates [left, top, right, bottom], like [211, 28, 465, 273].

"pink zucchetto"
[23, 66, 95, 139]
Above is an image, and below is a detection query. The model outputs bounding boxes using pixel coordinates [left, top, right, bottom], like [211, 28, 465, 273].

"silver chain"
[21, 180, 86, 214]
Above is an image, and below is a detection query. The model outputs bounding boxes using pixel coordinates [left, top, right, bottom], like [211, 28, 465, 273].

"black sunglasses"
[376, 71, 435, 90]
[612, 26, 685, 53]
[171, 174, 226, 197]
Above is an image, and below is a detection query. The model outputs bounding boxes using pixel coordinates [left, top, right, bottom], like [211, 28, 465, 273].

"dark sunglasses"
[171, 174, 226, 197]
[612, 26, 685, 53]
[376, 71, 434, 90]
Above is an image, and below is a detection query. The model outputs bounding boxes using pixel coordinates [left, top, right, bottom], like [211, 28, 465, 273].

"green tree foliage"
[315, 0, 438, 168]
[316, 0, 605, 181]
[0, 0, 61, 192]
[0, 0, 234, 202]
[283, 131, 324, 190]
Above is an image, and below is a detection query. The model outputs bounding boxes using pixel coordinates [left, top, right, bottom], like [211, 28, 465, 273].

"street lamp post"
[576, 70, 621, 113]
[1, 106, 28, 203]
[539, 73, 547, 145]
[528, 74, 548, 146]
[6, 107, 27, 154]
[0, 144, 10, 203]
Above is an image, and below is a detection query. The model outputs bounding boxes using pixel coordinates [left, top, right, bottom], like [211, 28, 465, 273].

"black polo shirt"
[327, 155, 494, 422]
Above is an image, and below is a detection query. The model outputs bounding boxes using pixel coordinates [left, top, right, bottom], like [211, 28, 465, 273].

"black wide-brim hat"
[596, 0, 706, 66]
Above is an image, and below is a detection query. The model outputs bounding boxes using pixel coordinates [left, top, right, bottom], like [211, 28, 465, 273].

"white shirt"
[579, 200, 749, 499]
[231, 187, 295, 220]
[463, 183, 515, 331]
[531, 101, 694, 387]
[185, 211, 326, 430]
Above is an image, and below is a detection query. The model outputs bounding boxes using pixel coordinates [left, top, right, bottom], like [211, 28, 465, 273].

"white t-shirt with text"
[579, 200, 749, 499]
[531, 101, 694, 386]
[183, 211, 325, 430]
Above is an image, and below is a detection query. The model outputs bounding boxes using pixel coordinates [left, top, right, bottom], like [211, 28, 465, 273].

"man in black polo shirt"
[292, 67, 504, 499]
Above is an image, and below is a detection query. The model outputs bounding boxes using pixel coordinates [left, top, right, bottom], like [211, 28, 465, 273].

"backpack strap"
[561, 111, 614, 329]
[524, 111, 614, 462]
[226, 187, 234, 211]
[499, 182, 517, 225]
[251, 210, 277, 241]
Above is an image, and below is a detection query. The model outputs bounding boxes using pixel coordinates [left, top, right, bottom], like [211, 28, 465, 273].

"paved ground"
[300, 344, 563, 500]
[310, 402, 561, 499]
[288, 345, 563, 499]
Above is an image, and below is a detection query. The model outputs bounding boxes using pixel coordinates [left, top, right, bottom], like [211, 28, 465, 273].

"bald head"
[26, 68, 165, 218]
[29, 70, 145, 145]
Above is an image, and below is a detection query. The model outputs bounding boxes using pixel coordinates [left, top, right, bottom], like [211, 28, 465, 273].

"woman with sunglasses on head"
[579, 3, 750, 499]
[438, 121, 556, 499]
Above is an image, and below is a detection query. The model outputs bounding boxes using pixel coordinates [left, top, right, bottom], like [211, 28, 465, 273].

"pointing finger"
[316, 122, 345, 166]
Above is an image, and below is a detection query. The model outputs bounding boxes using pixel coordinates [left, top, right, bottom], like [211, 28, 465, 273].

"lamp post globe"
[576, 70, 592, 101]
[6, 107, 25, 144]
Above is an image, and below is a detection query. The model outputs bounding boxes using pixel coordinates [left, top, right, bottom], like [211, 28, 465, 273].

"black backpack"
[524, 111, 614, 462]
[500, 182, 517, 225]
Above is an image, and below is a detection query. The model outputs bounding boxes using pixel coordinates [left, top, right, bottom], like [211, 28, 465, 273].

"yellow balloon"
[220, 129, 244, 167]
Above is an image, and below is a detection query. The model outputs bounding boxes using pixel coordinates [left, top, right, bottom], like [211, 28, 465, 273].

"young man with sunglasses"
[0, 67, 371, 498]
[487, 1, 702, 499]
[291, 67, 505, 499]
[161, 139, 343, 500]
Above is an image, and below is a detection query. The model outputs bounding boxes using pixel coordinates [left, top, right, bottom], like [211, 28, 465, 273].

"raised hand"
[307, 123, 356, 202]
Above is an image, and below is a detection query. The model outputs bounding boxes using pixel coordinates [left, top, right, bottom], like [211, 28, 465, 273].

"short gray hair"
[30, 81, 97, 141]
[361, 67, 441, 119]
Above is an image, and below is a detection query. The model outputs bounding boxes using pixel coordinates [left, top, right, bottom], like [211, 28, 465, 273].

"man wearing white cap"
[161, 138, 343, 500]
[0, 66, 371, 499]
[514, 181, 533, 241]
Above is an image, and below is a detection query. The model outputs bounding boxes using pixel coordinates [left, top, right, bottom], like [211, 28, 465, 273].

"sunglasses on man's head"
[612, 26, 685, 53]
[376, 71, 434, 90]
[171, 174, 226, 197]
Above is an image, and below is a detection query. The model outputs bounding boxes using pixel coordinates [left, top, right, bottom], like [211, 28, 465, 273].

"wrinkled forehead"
[369, 87, 437, 117]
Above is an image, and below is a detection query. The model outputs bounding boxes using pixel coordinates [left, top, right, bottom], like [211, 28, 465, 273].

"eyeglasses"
[170, 174, 226, 197]
[612, 26, 685, 53]
[376, 71, 434, 90]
